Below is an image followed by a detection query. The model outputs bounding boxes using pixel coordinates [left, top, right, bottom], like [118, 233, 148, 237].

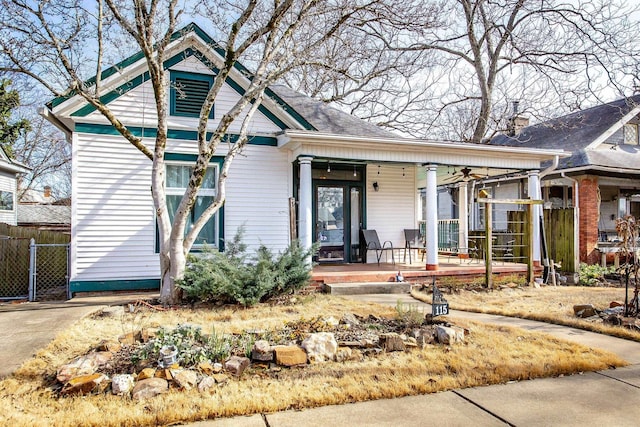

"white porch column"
[528, 170, 542, 265]
[457, 182, 468, 256]
[425, 164, 439, 270]
[298, 157, 313, 254]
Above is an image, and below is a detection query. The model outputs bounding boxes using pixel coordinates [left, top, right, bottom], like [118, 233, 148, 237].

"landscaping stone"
[274, 345, 307, 366]
[323, 316, 340, 327]
[132, 378, 168, 400]
[335, 347, 363, 362]
[111, 374, 135, 396]
[414, 328, 436, 347]
[197, 361, 215, 375]
[302, 332, 338, 362]
[251, 340, 274, 362]
[61, 373, 109, 396]
[100, 306, 125, 318]
[225, 356, 250, 376]
[96, 340, 122, 353]
[118, 331, 141, 344]
[380, 333, 405, 352]
[213, 362, 223, 373]
[341, 313, 360, 327]
[57, 352, 113, 383]
[141, 328, 159, 342]
[137, 368, 156, 380]
[436, 325, 465, 345]
[405, 337, 418, 348]
[573, 304, 597, 318]
[610, 301, 624, 308]
[212, 373, 229, 384]
[172, 369, 199, 390]
[198, 376, 216, 393]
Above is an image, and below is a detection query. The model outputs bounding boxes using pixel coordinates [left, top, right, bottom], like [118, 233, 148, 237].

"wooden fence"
[0, 224, 70, 299]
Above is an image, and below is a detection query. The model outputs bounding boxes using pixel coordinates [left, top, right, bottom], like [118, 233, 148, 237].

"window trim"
[156, 155, 225, 252]
[623, 123, 639, 146]
[169, 70, 215, 119]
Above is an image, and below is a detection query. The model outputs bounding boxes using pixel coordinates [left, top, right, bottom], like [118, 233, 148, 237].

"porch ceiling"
[278, 131, 567, 177]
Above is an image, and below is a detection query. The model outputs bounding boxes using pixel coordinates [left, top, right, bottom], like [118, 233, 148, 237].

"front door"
[315, 184, 363, 263]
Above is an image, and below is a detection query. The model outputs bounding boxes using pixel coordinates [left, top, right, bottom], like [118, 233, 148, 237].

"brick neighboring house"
[490, 94, 640, 266]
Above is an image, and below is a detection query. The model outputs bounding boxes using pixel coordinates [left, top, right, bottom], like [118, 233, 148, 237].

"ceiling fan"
[444, 167, 485, 182]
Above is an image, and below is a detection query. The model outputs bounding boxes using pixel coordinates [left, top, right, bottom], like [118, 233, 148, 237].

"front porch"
[310, 255, 532, 289]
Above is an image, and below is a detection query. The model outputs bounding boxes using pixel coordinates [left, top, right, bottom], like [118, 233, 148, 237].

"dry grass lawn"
[412, 284, 640, 341]
[0, 294, 626, 427]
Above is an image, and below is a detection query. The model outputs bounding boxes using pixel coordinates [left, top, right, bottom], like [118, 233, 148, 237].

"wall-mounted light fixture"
[327, 162, 331, 173]
[373, 181, 379, 192]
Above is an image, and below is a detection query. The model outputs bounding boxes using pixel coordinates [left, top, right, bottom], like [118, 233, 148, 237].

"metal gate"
[29, 240, 70, 301]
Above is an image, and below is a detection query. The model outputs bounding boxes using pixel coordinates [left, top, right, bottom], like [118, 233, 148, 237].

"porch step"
[324, 282, 411, 295]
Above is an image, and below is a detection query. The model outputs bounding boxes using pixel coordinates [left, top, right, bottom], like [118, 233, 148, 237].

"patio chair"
[361, 229, 395, 266]
[403, 228, 426, 264]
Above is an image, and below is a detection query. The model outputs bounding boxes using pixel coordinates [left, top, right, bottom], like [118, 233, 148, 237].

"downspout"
[539, 155, 559, 179]
[561, 172, 580, 276]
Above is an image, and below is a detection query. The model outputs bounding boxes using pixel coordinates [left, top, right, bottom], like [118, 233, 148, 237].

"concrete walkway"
[2, 292, 640, 426]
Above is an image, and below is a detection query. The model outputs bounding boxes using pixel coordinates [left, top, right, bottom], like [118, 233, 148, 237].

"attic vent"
[171, 72, 214, 118]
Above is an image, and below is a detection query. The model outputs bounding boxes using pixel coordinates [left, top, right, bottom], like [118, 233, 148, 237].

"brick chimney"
[43, 186, 52, 198]
[508, 101, 529, 136]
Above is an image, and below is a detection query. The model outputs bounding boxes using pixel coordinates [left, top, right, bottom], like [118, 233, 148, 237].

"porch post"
[298, 157, 314, 256]
[425, 164, 439, 270]
[528, 170, 542, 265]
[457, 182, 468, 256]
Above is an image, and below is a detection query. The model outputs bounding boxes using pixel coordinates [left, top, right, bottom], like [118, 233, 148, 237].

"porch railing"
[418, 219, 460, 252]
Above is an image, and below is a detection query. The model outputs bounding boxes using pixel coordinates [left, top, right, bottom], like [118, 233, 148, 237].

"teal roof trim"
[49, 23, 314, 130]
[75, 122, 278, 146]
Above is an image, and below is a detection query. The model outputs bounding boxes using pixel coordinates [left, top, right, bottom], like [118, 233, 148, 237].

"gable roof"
[17, 204, 71, 225]
[0, 146, 30, 174]
[490, 94, 640, 172]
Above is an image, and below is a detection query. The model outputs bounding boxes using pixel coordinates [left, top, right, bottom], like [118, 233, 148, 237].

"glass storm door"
[317, 186, 345, 262]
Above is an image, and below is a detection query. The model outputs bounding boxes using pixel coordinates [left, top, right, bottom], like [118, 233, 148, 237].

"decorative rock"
[137, 368, 156, 380]
[57, 352, 113, 383]
[198, 361, 215, 375]
[251, 340, 274, 362]
[224, 356, 250, 376]
[61, 373, 109, 396]
[335, 347, 363, 362]
[573, 304, 597, 318]
[213, 362, 223, 373]
[212, 373, 229, 384]
[132, 378, 168, 400]
[436, 326, 465, 345]
[155, 368, 173, 380]
[198, 376, 216, 393]
[340, 313, 360, 328]
[380, 333, 406, 352]
[274, 345, 307, 366]
[141, 328, 159, 342]
[301, 332, 338, 363]
[415, 328, 436, 347]
[610, 301, 624, 308]
[404, 337, 418, 348]
[96, 340, 122, 353]
[118, 331, 141, 344]
[323, 316, 340, 327]
[172, 369, 199, 390]
[111, 374, 135, 396]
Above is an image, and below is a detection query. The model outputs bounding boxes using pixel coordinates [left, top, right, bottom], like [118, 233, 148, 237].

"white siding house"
[43, 24, 566, 293]
[0, 147, 30, 226]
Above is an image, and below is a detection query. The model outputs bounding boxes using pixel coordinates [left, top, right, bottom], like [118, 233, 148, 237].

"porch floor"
[311, 254, 529, 286]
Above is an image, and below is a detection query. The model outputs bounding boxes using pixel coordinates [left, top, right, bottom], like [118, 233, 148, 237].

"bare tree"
[0, 0, 386, 304]
[322, 0, 640, 141]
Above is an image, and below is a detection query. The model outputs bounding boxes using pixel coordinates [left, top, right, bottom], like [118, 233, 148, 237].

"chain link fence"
[29, 243, 70, 301]
[0, 236, 69, 301]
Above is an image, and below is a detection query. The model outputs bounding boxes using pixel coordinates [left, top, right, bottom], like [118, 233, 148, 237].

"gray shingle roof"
[269, 85, 396, 139]
[490, 94, 640, 170]
[17, 204, 71, 225]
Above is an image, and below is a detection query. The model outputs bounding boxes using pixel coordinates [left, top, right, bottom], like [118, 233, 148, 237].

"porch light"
[327, 162, 331, 173]
[373, 181, 379, 192]
[353, 165, 357, 177]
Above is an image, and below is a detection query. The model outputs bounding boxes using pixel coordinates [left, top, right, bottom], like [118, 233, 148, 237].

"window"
[170, 71, 214, 118]
[165, 163, 219, 247]
[0, 190, 13, 210]
[624, 123, 639, 145]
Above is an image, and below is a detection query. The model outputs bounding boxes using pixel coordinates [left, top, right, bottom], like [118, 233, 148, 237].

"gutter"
[39, 107, 72, 142]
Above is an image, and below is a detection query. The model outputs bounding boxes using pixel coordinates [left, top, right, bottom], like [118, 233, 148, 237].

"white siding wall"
[365, 164, 416, 263]
[72, 133, 290, 283]
[0, 170, 17, 225]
